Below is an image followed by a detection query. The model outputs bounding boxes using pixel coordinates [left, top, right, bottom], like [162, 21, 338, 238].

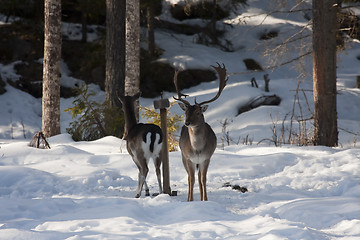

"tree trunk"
[147, 2, 155, 58]
[126, 0, 140, 121]
[81, 12, 88, 43]
[105, 0, 125, 108]
[42, 0, 62, 138]
[211, 0, 217, 35]
[312, 0, 338, 146]
[33, 0, 44, 24]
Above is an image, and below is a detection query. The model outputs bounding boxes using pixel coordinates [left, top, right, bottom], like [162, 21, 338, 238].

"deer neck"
[188, 123, 207, 150]
[123, 104, 138, 134]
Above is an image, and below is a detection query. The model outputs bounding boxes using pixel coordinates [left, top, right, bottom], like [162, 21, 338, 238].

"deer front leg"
[198, 160, 209, 201]
[185, 160, 196, 201]
[199, 171, 207, 201]
[187, 172, 195, 201]
[198, 170, 204, 201]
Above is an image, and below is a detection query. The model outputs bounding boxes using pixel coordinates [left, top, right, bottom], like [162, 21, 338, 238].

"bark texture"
[147, 2, 155, 57]
[125, 0, 140, 96]
[42, 0, 61, 138]
[312, 0, 338, 146]
[105, 0, 125, 108]
[125, 0, 140, 121]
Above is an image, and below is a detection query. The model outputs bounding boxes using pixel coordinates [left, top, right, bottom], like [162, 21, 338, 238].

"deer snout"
[185, 121, 191, 127]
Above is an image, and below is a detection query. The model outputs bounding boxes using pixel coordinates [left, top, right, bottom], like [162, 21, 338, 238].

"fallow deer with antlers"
[118, 92, 163, 198]
[173, 63, 228, 201]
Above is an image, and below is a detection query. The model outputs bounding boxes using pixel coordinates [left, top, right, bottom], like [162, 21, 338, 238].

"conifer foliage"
[65, 84, 124, 141]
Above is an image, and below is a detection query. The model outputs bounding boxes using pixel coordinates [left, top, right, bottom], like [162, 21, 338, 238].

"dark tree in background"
[312, 0, 338, 146]
[145, 0, 156, 57]
[105, 0, 125, 108]
[42, 0, 62, 137]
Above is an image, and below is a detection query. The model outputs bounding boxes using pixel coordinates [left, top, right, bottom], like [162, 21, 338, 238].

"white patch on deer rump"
[152, 133, 162, 157]
[141, 132, 162, 161]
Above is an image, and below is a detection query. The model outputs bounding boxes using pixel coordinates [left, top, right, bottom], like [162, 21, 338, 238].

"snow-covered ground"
[1, 0, 360, 239]
[0, 135, 359, 239]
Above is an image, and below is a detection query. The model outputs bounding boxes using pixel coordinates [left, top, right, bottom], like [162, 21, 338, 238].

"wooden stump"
[29, 131, 51, 149]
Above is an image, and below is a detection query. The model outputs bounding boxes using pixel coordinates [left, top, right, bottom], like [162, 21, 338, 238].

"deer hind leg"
[198, 160, 210, 201]
[135, 163, 149, 198]
[144, 180, 150, 196]
[154, 156, 163, 194]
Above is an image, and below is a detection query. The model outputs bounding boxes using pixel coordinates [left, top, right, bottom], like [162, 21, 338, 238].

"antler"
[195, 62, 228, 106]
[173, 68, 190, 106]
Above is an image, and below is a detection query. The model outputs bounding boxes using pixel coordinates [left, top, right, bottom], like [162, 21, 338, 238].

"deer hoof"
[135, 194, 140, 198]
[145, 190, 150, 196]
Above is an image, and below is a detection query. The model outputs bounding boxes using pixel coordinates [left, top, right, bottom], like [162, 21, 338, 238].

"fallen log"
[237, 94, 281, 115]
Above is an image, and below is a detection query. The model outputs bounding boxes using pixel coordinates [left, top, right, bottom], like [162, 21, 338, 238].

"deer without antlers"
[174, 63, 228, 201]
[118, 92, 163, 198]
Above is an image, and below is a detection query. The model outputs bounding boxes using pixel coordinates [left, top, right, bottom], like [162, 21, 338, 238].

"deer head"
[173, 62, 228, 127]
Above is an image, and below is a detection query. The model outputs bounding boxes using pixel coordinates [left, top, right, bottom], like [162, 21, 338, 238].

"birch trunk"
[126, 0, 140, 121]
[42, 0, 61, 138]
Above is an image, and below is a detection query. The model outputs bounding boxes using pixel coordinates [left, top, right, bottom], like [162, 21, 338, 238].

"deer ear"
[178, 102, 187, 111]
[201, 105, 209, 112]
